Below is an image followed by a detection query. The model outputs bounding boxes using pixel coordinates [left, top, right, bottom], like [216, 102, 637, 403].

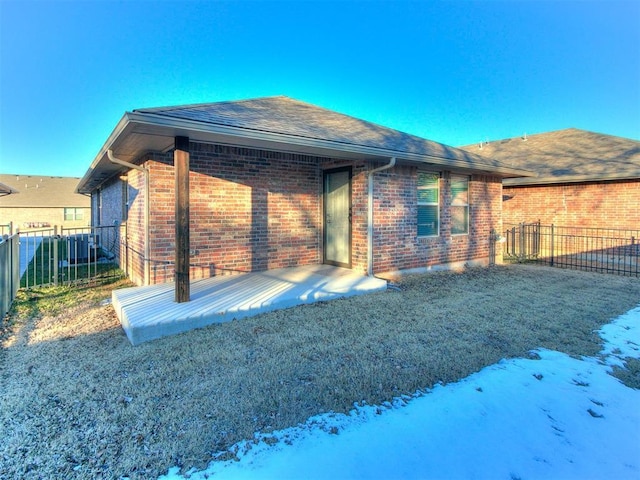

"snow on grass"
[161, 305, 640, 480]
[599, 306, 640, 367]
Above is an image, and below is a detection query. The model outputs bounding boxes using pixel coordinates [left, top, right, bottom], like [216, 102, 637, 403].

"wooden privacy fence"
[1, 233, 20, 316]
[504, 222, 639, 277]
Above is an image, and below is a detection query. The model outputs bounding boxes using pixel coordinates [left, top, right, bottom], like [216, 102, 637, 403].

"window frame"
[417, 171, 440, 237]
[64, 207, 84, 221]
[450, 175, 469, 235]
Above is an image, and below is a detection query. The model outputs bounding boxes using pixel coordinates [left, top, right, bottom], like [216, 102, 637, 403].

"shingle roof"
[133, 96, 526, 172]
[0, 174, 89, 208]
[78, 96, 534, 194]
[460, 128, 640, 185]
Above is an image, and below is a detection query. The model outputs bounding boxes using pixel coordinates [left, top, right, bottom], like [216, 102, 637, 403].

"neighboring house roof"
[460, 128, 640, 186]
[77, 96, 533, 193]
[0, 174, 89, 208]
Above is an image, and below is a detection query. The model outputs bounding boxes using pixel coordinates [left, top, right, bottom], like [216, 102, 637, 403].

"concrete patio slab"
[112, 265, 387, 345]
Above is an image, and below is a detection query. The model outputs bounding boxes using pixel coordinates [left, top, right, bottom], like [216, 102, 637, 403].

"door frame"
[323, 166, 352, 268]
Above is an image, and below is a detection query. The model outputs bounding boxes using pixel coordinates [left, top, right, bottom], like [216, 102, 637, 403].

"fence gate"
[504, 222, 541, 262]
[504, 222, 639, 277]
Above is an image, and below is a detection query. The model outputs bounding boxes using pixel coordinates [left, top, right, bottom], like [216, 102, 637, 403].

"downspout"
[367, 157, 396, 276]
[108, 150, 150, 286]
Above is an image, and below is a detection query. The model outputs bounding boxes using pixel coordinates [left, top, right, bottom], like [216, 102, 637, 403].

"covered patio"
[112, 264, 387, 345]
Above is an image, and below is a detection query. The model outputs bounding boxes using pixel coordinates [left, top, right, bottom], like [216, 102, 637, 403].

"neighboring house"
[461, 128, 640, 230]
[0, 174, 90, 230]
[76, 96, 530, 286]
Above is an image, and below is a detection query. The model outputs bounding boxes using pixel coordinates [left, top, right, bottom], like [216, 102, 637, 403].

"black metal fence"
[504, 222, 639, 277]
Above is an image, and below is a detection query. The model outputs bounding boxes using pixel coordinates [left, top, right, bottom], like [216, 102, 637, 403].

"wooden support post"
[174, 136, 190, 303]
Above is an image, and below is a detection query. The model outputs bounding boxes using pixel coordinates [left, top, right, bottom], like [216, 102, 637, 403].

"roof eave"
[126, 112, 536, 178]
[504, 171, 640, 186]
[78, 111, 535, 194]
[76, 112, 135, 194]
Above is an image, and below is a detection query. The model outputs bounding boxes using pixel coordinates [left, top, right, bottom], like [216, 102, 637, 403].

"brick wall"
[138, 143, 323, 284]
[96, 171, 147, 284]
[103, 142, 503, 285]
[125, 169, 147, 285]
[503, 180, 640, 230]
[95, 179, 126, 228]
[368, 168, 502, 275]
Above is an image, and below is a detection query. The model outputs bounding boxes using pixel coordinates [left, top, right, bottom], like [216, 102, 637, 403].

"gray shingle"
[0, 174, 89, 208]
[135, 96, 495, 165]
[78, 96, 534, 195]
[460, 128, 640, 182]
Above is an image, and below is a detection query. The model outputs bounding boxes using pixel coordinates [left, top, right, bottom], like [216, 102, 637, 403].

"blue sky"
[1, 0, 639, 178]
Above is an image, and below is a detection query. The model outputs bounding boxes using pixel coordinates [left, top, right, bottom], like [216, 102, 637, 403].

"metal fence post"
[550, 224, 554, 267]
[518, 222, 525, 261]
[633, 236, 637, 276]
[53, 226, 59, 286]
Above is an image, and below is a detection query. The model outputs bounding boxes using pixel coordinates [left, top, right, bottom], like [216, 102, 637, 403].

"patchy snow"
[161, 305, 640, 480]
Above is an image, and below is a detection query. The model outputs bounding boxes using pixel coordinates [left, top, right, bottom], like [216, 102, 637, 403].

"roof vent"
[478, 137, 490, 149]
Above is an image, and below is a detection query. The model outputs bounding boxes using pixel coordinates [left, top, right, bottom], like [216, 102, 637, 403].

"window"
[64, 207, 84, 221]
[417, 172, 439, 236]
[451, 176, 469, 235]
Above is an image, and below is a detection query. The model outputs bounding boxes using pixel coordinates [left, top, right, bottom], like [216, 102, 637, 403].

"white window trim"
[450, 175, 469, 236]
[64, 207, 84, 221]
[417, 171, 440, 237]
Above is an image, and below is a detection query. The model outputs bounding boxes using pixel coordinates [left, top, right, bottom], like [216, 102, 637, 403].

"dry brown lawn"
[1, 265, 639, 479]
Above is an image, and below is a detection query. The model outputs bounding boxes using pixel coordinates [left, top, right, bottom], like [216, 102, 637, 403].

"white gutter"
[367, 157, 396, 276]
[107, 150, 150, 286]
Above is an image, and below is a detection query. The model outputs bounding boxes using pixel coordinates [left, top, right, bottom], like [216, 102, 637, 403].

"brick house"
[76, 96, 530, 287]
[461, 128, 640, 230]
[0, 174, 90, 231]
